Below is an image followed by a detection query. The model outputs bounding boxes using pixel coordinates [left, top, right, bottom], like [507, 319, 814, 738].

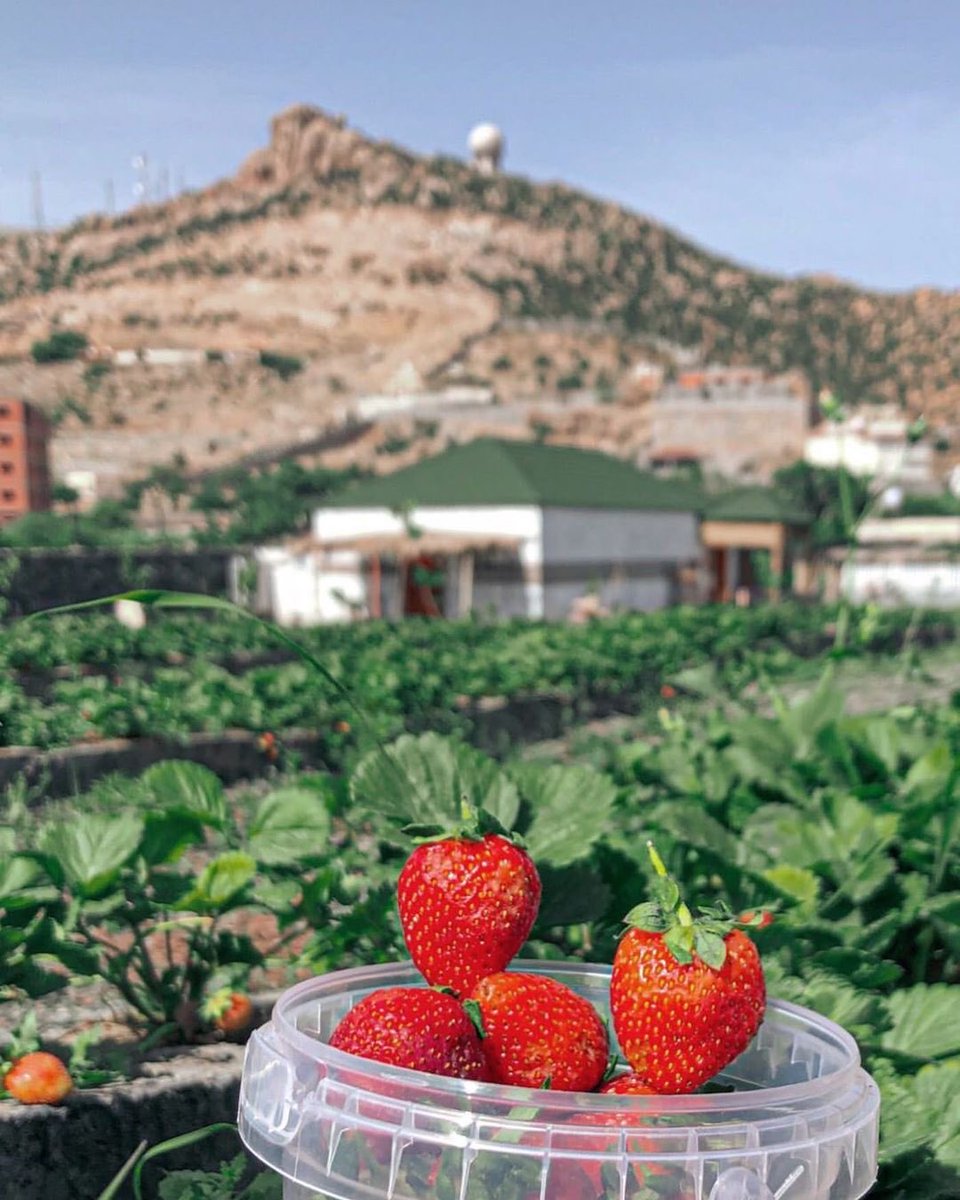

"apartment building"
[0, 397, 52, 524]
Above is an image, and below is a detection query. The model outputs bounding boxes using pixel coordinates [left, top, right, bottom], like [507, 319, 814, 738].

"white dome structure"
[468, 123, 505, 175]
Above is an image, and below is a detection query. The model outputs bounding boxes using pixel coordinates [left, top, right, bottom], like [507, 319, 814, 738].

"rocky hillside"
[1, 103, 958, 484]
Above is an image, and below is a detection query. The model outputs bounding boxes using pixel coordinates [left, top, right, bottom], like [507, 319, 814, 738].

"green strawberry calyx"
[403, 799, 522, 846]
[623, 841, 758, 971]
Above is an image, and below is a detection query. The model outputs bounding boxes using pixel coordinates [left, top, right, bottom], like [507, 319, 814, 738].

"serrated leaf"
[249, 787, 331, 864]
[0, 854, 42, 901]
[652, 875, 680, 911]
[351, 733, 519, 832]
[694, 928, 726, 969]
[140, 760, 226, 828]
[178, 852, 255, 912]
[903, 742, 953, 792]
[771, 967, 888, 1044]
[762, 864, 820, 907]
[140, 812, 204, 866]
[512, 763, 615, 866]
[663, 924, 694, 965]
[624, 902, 666, 931]
[883, 985, 960, 1061]
[39, 812, 143, 897]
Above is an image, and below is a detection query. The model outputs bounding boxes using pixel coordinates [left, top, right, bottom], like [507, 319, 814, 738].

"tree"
[51, 482, 80, 507]
[774, 460, 871, 549]
[30, 330, 89, 364]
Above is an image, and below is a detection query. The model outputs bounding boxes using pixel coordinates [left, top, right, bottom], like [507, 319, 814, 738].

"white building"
[248, 438, 703, 624]
[840, 516, 960, 607]
[805, 408, 933, 486]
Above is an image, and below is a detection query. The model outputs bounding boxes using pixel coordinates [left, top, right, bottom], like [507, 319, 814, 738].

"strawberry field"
[1, 602, 959, 1198]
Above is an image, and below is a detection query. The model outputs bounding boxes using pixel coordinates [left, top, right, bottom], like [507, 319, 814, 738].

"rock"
[236, 103, 368, 190]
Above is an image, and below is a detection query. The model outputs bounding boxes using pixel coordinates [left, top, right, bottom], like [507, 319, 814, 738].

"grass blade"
[95, 1139, 147, 1200]
[132, 1121, 238, 1199]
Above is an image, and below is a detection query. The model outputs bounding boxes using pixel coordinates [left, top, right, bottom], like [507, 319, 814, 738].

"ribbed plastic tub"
[239, 961, 879, 1200]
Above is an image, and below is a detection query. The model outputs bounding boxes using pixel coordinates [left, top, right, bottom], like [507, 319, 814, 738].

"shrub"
[492, 354, 513, 371]
[259, 350, 304, 381]
[30, 330, 88, 364]
[82, 360, 112, 388]
[556, 371, 584, 391]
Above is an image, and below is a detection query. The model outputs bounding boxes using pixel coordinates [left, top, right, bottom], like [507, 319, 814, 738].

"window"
[0, 406, 9, 418]
[0, 462, 12, 474]
[0, 434, 11, 446]
[2, 489, 15, 502]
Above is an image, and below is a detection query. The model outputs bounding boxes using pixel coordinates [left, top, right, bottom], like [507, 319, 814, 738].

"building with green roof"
[700, 485, 813, 603]
[306, 438, 704, 620]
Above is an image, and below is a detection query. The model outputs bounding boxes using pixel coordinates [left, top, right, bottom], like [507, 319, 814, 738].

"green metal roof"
[327, 439, 702, 512]
[704, 486, 812, 525]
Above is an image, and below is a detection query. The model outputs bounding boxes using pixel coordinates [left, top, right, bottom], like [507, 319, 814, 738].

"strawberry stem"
[646, 841, 694, 928]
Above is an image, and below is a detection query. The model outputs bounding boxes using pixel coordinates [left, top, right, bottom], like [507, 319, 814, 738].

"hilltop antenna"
[104, 179, 116, 214]
[157, 165, 170, 200]
[31, 171, 45, 230]
[132, 153, 150, 204]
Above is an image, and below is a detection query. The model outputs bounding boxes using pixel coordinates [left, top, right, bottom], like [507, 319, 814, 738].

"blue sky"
[2, 1, 959, 291]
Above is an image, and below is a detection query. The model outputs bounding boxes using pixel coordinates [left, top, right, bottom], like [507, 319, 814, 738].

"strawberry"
[3, 1052, 73, 1106]
[329, 986, 492, 1081]
[598, 1072, 659, 1096]
[397, 809, 541, 995]
[610, 842, 765, 1094]
[212, 991, 254, 1036]
[466, 972, 608, 1091]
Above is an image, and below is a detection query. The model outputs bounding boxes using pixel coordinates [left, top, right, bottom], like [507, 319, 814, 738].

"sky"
[2, 1, 960, 292]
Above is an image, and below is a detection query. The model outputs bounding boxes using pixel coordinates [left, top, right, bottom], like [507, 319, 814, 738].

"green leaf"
[762, 864, 820, 907]
[663, 924, 694, 965]
[39, 812, 144, 897]
[0, 854, 43, 901]
[140, 761, 226, 829]
[512, 763, 615, 866]
[535, 862, 611, 927]
[883, 985, 960, 1061]
[178, 852, 255, 912]
[140, 812, 204, 866]
[764, 963, 889, 1044]
[904, 743, 953, 792]
[741, 804, 833, 870]
[351, 732, 519, 832]
[623, 901, 666, 932]
[693, 928, 726, 969]
[249, 787, 331, 864]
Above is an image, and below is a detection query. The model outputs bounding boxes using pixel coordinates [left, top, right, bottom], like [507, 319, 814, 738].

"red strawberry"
[610, 842, 765, 1095]
[329, 986, 491, 1081]
[397, 815, 541, 995]
[598, 1072, 659, 1096]
[466, 972, 608, 1091]
[553, 1085, 665, 1199]
[4, 1052, 73, 1106]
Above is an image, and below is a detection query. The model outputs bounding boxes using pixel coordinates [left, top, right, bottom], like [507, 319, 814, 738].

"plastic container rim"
[268, 958, 863, 1114]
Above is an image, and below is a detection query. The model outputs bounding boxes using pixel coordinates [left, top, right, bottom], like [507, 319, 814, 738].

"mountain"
[1, 103, 958, 487]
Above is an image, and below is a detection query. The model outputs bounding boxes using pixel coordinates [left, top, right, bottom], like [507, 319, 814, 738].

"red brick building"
[0, 398, 52, 525]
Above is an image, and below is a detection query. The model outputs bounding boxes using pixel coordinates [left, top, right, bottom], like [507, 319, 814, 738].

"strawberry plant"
[3, 761, 336, 1030]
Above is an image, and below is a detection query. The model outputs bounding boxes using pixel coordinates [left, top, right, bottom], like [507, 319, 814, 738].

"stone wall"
[0, 547, 239, 616]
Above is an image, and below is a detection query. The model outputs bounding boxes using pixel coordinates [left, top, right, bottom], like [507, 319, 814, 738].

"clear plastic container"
[239, 961, 879, 1200]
